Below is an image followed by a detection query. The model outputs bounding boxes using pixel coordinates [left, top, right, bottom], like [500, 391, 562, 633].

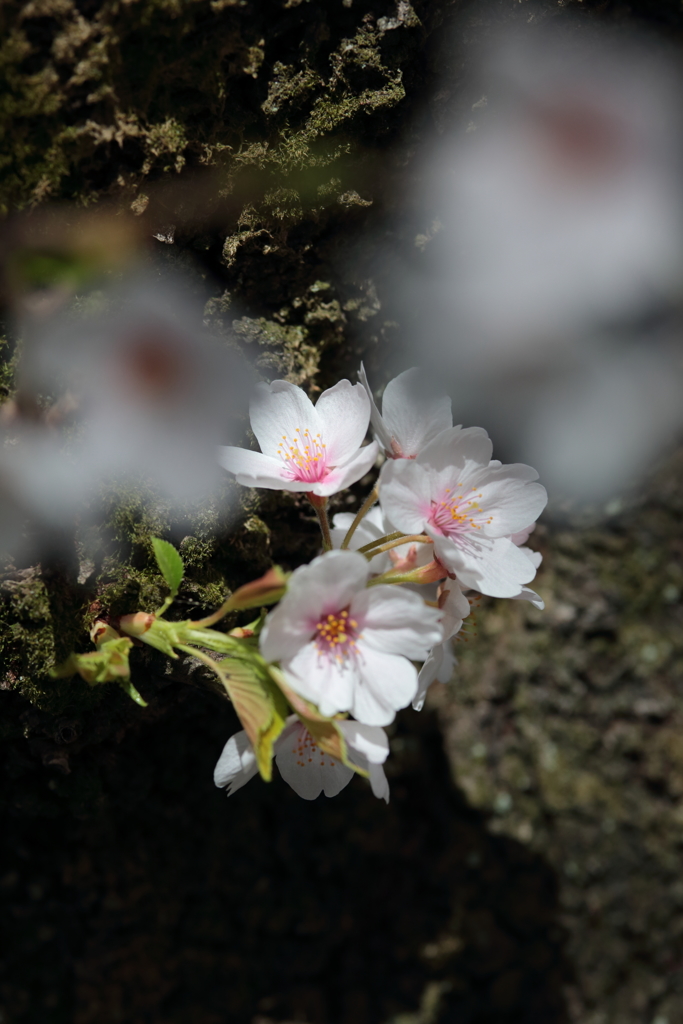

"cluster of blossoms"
[57, 365, 546, 805]
[212, 366, 547, 802]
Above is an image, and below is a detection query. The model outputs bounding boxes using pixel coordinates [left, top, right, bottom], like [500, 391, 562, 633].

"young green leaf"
[151, 537, 184, 597]
[217, 656, 289, 781]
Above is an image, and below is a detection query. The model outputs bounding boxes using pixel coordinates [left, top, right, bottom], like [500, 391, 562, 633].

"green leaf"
[151, 537, 184, 597]
[217, 655, 289, 781]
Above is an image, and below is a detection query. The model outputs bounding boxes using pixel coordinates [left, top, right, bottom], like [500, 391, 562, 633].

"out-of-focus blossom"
[219, 379, 378, 497]
[4, 273, 247, 541]
[385, 23, 683, 503]
[424, 26, 683, 366]
[260, 550, 443, 726]
[0, 426, 92, 562]
[358, 364, 452, 458]
[379, 427, 547, 597]
[414, 579, 470, 711]
[214, 713, 390, 802]
[520, 345, 683, 502]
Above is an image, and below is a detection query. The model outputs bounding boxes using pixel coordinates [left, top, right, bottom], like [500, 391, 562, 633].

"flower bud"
[90, 620, 121, 647]
[119, 612, 156, 637]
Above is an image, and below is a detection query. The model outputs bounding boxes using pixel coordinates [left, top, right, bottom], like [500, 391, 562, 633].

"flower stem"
[357, 530, 404, 554]
[364, 534, 432, 560]
[341, 486, 379, 550]
[191, 601, 231, 630]
[308, 494, 333, 551]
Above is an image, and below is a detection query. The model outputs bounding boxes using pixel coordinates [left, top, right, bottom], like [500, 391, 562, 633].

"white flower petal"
[275, 724, 354, 800]
[369, 763, 390, 803]
[217, 446, 290, 489]
[378, 459, 432, 534]
[466, 467, 547, 538]
[331, 507, 393, 571]
[380, 368, 453, 457]
[284, 642, 358, 717]
[440, 581, 470, 640]
[260, 550, 370, 662]
[338, 720, 390, 765]
[352, 586, 443, 659]
[359, 362, 395, 454]
[354, 642, 419, 724]
[314, 379, 371, 465]
[512, 586, 545, 610]
[519, 546, 543, 569]
[249, 380, 321, 458]
[511, 523, 536, 546]
[414, 640, 457, 710]
[213, 730, 260, 795]
[416, 425, 493, 476]
[430, 531, 537, 597]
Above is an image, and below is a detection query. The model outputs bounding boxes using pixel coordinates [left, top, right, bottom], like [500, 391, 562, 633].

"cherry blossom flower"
[358, 364, 452, 458]
[219, 379, 378, 496]
[259, 549, 443, 726]
[378, 426, 547, 597]
[214, 714, 390, 802]
[414, 580, 470, 711]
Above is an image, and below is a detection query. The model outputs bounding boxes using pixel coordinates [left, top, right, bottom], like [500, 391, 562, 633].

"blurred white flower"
[219, 379, 378, 497]
[260, 549, 443, 726]
[358, 364, 452, 458]
[379, 426, 547, 596]
[9, 272, 246, 530]
[384, 24, 683, 503]
[214, 713, 390, 802]
[425, 26, 683, 367]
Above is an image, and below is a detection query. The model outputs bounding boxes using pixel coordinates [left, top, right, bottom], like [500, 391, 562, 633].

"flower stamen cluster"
[429, 487, 493, 534]
[277, 428, 328, 483]
[315, 609, 359, 658]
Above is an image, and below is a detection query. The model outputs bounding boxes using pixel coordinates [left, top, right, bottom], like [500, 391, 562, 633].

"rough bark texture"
[2, 0, 683, 1022]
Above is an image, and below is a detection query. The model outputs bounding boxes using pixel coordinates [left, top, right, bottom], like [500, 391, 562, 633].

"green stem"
[308, 494, 333, 551]
[341, 486, 379, 550]
[357, 530, 404, 554]
[191, 598, 234, 630]
[363, 534, 432, 560]
[155, 594, 175, 618]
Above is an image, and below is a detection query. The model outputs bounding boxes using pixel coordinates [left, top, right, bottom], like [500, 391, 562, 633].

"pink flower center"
[428, 486, 492, 538]
[290, 724, 337, 768]
[277, 428, 328, 483]
[314, 607, 360, 663]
